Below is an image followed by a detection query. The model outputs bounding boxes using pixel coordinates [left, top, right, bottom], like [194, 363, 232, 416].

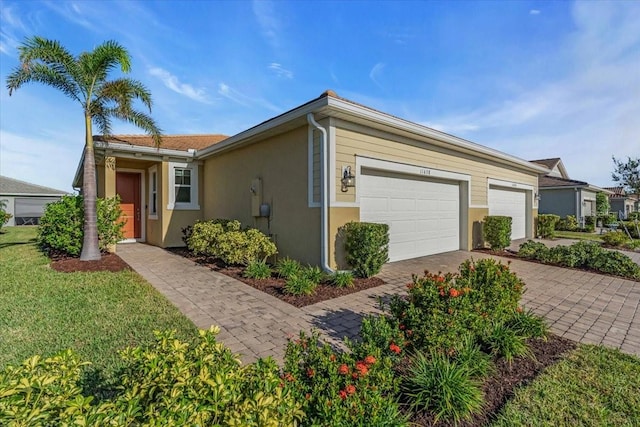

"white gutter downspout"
[307, 113, 334, 273]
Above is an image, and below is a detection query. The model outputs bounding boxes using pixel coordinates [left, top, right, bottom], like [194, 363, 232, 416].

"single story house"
[74, 90, 549, 268]
[0, 175, 68, 226]
[602, 187, 639, 219]
[530, 158, 610, 221]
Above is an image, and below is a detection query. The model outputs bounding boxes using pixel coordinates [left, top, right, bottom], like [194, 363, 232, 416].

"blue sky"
[1, 0, 638, 192]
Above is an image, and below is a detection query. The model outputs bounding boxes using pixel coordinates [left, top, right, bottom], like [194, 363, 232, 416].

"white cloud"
[0, 130, 79, 192]
[218, 82, 281, 112]
[369, 62, 385, 89]
[529, 9, 541, 15]
[268, 62, 293, 79]
[149, 67, 211, 104]
[253, 0, 280, 49]
[0, 5, 27, 56]
[42, 1, 93, 30]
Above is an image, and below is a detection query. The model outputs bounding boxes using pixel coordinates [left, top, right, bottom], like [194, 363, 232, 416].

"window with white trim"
[167, 162, 199, 210]
[148, 165, 158, 219]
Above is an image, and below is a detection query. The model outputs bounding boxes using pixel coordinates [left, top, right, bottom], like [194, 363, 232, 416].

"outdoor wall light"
[341, 165, 356, 192]
[535, 192, 541, 201]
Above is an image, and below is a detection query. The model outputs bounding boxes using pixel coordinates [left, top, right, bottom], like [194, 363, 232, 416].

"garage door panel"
[360, 171, 461, 262]
[488, 187, 527, 240]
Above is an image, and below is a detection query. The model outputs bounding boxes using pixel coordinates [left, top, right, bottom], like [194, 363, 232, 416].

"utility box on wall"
[251, 178, 262, 217]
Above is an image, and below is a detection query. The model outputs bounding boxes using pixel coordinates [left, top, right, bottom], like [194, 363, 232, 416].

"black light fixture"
[341, 165, 355, 192]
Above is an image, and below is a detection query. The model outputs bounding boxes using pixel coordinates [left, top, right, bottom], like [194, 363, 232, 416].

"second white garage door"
[359, 170, 460, 262]
[488, 187, 527, 240]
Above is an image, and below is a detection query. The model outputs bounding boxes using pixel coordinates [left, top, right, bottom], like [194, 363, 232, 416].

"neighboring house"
[530, 158, 611, 221]
[602, 187, 639, 219]
[74, 90, 549, 268]
[0, 175, 68, 226]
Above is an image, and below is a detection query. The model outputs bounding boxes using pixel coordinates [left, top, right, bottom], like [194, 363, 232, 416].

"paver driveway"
[117, 244, 640, 363]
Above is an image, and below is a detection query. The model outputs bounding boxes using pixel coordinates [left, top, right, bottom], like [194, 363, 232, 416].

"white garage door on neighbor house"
[488, 186, 527, 240]
[359, 169, 460, 262]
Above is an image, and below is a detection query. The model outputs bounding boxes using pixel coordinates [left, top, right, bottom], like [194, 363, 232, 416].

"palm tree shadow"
[0, 238, 37, 250]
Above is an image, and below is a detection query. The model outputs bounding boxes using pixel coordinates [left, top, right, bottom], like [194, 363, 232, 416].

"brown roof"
[94, 134, 228, 151]
[530, 158, 561, 169]
[539, 175, 588, 188]
[602, 186, 626, 196]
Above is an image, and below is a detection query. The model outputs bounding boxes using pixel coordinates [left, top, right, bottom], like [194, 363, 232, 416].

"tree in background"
[612, 157, 640, 195]
[6, 37, 162, 260]
[596, 192, 610, 215]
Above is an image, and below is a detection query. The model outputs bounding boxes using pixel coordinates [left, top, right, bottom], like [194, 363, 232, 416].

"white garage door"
[360, 170, 460, 262]
[488, 187, 527, 240]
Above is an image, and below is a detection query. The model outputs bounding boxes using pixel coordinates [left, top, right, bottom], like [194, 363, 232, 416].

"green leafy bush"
[187, 219, 277, 265]
[332, 271, 355, 288]
[483, 216, 512, 251]
[302, 265, 325, 284]
[506, 309, 549, 339]
[276, 257, 302, 279]
[341, 221, 389, 278]
[537, 214, 560, 239]
[601, 231, 629, 247]
[619, 221, 640, 239]
[591, 250, 640, 280]
[481, 322, 532, 363]
[401, 351, 483, 425]
[0, 328, 304, 426]
[518, 240, 549, 259]
[556, 215, 579, 231]
[0, 200, 11, 230]
[584, 215, 596, 232]
[598, 213, 617, 226]
[452, 334, 494, 379]
[244, 259, 272, 279]
[284, 275, 317, 296]
[389, 258, 526, 354]
[352, 315, 406, 364]
[37, 195, 125, 256]
[284, 331, 406, 427]
[628, 212, 640, 221]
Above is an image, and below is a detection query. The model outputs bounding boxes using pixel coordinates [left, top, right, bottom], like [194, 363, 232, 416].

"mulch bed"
[167, 247, 386, 308]
[50, 252, 131, 273]
[405, 334, 577, 426]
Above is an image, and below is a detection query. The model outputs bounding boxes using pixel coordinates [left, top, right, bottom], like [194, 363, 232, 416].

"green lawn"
[491, 345, 640, 426]
[553, 230, 604, 242]
[0, 226, 197, 380]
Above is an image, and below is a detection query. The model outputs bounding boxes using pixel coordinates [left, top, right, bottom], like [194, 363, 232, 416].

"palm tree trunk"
[80, 114, 101, 261]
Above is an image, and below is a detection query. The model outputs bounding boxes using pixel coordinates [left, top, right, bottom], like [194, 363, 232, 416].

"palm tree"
[6, 36, 162, 260]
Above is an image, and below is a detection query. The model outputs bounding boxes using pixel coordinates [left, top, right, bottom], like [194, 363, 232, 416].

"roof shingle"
[0, 175, 68, 195]
[94, 134, 228, 151]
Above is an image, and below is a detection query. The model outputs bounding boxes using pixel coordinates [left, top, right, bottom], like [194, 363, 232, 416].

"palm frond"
[79, 40, 131, 90]
[109, 108, 163, 146]
[6, 63, 81, 102]
[89, 102, 113, 138]
[98, 78, 153, 110]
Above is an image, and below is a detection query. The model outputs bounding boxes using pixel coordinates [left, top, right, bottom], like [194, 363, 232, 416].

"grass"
[491, 345, 640, 426]
[0, 226, 197, 380]
[553, 230, 604, 242]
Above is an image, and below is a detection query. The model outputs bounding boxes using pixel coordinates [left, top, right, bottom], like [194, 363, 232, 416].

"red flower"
[345, 384, 356, 395]
[355, 362, 369, 376]
[389, 343, 401, 354]
[329, 354, 336, 362]
[305, 393, 311, 400]
[449, 288, 460, 298]
[338, 364, 349, 375]
[399, 324, 406, 330]
[436, 276, 445, 283]
[284, 372, 295, 382]
[307, 368, 315, 378]
[339, 390, 347, 400]
[364, 355, 376, 365]
[352, 372, 359, 380]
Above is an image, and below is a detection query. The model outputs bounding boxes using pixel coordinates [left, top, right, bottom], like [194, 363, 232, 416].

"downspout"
[575, 188, 581, 223]
[307, 113, 334, 273]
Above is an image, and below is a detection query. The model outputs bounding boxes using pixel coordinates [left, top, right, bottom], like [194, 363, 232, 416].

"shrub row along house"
[73, 90, 550, 268]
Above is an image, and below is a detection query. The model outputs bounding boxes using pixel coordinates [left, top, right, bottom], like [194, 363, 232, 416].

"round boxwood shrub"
[341, 221, 389, 278]
[483, 216, 512, 251]
[37, 195, 125, 257]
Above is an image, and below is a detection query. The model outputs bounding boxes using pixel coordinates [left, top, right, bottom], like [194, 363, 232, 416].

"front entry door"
[116, 172, 141, 239]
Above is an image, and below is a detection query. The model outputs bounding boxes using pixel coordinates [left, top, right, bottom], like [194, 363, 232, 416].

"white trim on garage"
[355, 156, 470, 261]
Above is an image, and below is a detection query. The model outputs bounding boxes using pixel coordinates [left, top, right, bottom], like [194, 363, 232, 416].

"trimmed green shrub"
[332, 271, 355, 288]
[341, 221, 389, 278]
[601, 231, 630, 247]
[596, 192, 610, 215]
[276, 257, 302, 279]
[401, 351, 483, 425]
[537, 214, 560, 238]
[187, 219, 277, 265]
[591, 251, 640, 280]
[37, 194, 125, 256]
[483, 215, 512, 251]
[598, 213, 617, 226]
[284, 331, 406, 427]
[556, 215, 579, 231]
[518, 240, 549, 259]
[244, 259, 272, 279]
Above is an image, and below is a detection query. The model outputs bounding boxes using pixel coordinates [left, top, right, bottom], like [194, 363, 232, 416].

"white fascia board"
[95, 141, 197, 160]
[197, 97, 329, 158]
[2, 192, 68, 196]
[357, 155, 471, 182]
[325, 97, 550, 175]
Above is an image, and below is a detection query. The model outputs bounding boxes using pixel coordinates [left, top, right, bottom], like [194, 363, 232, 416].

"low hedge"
[483, 216, 512, 251]
[537, 214, 560, 238]
[518, 240, 640, 280]
[341, 222, 389, 278]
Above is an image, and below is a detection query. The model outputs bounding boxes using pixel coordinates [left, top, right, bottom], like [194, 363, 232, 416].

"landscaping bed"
[168, 247, 385, 307]
[50, 252, 131, 273]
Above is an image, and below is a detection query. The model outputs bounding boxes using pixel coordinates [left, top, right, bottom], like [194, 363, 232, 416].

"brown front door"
[116, 172, 141, 239]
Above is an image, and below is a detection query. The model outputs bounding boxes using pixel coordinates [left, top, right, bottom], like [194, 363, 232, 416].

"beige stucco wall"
[203, 126, 321, 265]
[160, 162, 204, 247]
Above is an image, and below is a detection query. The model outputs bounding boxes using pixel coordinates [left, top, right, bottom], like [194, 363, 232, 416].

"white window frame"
[148, 165, 158, 219]
[167, 162, 200, 210]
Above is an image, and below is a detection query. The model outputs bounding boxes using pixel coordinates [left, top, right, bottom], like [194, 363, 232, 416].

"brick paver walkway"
[117, 244, 640, 363]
